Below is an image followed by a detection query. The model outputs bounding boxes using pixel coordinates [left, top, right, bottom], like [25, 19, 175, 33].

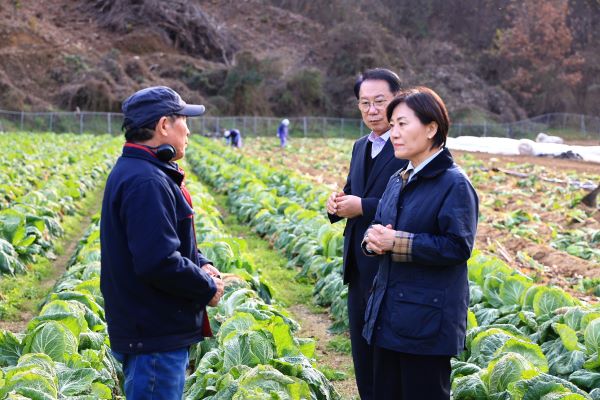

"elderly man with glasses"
[326, 68, 408, 400]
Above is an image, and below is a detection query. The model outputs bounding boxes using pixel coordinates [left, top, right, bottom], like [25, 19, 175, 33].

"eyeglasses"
[358, 98, 389, 112]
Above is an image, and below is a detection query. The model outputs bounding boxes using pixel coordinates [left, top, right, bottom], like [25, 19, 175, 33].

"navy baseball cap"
[121, 86, 205, 130]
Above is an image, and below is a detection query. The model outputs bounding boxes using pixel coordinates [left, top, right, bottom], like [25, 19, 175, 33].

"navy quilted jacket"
[362, 148, 479, 356]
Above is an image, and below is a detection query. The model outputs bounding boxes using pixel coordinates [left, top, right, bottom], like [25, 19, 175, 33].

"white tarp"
[446, 136, 600, 163]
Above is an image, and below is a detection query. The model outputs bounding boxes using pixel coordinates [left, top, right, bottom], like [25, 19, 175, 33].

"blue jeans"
[112, 347, 189, 399]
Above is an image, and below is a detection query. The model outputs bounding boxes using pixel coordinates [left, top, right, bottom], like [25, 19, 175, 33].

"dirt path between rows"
[288, 305, 358, 400]
[0, 190, 104, 333]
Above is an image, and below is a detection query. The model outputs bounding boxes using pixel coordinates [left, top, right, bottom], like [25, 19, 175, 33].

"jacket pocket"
[389, 286, 444, 339]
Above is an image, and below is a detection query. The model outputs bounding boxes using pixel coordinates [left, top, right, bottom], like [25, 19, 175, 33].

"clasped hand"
[326, 191, 363, 218]
[364, 224, 396, 254]
[202, 264, 224, 306]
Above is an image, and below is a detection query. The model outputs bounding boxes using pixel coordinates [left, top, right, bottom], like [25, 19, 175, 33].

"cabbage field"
[0, 132, 599, 399]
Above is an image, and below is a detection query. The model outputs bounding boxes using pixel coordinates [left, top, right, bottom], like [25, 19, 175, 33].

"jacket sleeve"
[328, 141, 356, 224]
[410, 179, 479, 266]
[360, 197, 379, 220]
[361, 181, 388, 256]
[121, 178, 217, 306]
[197, 250, 212, 267]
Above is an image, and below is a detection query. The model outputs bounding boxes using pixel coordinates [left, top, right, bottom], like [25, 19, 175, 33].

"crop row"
[455, 252, 600, 399]
[182, 173, 340, 399]
[0, 219, 123, 399]
[0, 133, 121, 276]
[188, 139, 348, 332]
[0, 133, 120, 210]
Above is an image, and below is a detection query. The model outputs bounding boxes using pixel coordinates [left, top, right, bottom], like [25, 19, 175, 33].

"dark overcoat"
[329, 135, 408, 286]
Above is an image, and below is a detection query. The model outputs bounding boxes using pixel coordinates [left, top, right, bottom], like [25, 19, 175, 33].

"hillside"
[0, 0, 597, 121]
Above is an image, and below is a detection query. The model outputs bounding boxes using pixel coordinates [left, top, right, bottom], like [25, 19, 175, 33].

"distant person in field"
[222, 128, 242, 148]
[325, 68, 406, 400]
[277, 118, 290, 148]
[362, 87, 479, 400]
[222, 128, 231, 145]
[100, 86, 224, 400]
[229, 128, 242, 148]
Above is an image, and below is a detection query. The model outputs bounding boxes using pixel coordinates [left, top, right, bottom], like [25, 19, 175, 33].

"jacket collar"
[364, 138, 397, 193]
[121, 143, 185, 186]
[397, 147, 454, 180]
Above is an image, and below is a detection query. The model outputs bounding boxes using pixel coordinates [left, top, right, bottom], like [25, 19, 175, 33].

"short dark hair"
[386, 86, 450, 149]
[353, 68, 402, 99]
[124, 114, 182, 142]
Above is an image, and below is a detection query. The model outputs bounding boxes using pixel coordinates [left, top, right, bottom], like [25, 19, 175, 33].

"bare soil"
[244, 147, 349, 189]
[456, 151, 600, 290]
[476, 224, 599, 287]
[0, 311, 33, 333]
[288, 305, 358, 400]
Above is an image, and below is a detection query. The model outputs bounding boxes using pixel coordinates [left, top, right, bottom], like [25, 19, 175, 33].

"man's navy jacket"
[100, 144, 217, 354]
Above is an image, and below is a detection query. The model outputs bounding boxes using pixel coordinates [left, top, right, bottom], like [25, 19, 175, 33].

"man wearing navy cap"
[100, 86, 224, 399]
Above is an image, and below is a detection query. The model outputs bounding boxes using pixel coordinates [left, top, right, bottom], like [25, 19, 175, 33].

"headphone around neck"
[126, 142, 177, 162]
[153, 144, 176, 162]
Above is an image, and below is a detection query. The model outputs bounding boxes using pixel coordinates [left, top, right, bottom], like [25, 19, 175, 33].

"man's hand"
[202, 264, 221, 278]
[334, 195, 363, 218]
[202, 264, 224, 307]
[326, 191, 345, 215]
[208, 276, 224, 307]
[364, 224, 395, 254]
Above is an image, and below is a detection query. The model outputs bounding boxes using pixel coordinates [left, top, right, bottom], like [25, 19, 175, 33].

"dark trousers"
[372, 346, 451, 400]
[348, 274, 374, 400]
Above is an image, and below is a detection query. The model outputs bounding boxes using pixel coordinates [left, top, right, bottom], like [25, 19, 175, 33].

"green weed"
[326, 334, 352, 354]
